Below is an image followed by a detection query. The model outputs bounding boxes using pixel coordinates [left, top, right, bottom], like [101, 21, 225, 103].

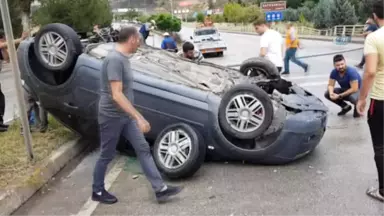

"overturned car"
[17, 23, 328, 179]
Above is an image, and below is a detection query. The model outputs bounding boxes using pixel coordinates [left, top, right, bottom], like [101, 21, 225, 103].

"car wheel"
[218, 84, 274, 140]
[239, 57, 280, 79]
[217, 52, 223, 57]
[153, 123, 206, 179]
[34, 23, 82, 72]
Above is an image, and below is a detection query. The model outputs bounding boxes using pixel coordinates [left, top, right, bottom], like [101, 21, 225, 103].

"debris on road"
[132, 175, 139, 179]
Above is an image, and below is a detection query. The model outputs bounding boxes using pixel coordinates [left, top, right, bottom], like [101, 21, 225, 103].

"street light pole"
[0, 0, 34, 160]
[170, 0, 174, 18]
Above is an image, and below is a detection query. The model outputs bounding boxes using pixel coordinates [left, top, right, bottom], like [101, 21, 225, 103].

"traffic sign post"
[261, 1, 286, 22]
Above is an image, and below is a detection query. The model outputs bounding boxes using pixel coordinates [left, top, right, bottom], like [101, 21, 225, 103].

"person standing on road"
[0, 30, 28, 132]
[253, 19, 284, 72]
[281, 23, 309, 75]
[356, 16, 379, 69]
[92, 26, 183, 205]
[324, 54, 362, 117]
[139, 20, 156, 45]
[356, 0, 384, 202]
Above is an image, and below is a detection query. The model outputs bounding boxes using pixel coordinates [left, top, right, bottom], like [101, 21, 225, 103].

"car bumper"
[260, 110, 328, 164]
[199, 47, 227, 54]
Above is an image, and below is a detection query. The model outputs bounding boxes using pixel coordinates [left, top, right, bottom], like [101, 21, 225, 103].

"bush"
[283, 8, 299, 21]
[211, 14, 225, 23]
[153, 13, 181, 32]
[223, 2, 263, 23]
[33, 0, 113, 32]
[196, 12, 205, 23]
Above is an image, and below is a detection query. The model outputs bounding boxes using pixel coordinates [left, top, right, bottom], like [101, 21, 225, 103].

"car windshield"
[195, 29, 217, 36]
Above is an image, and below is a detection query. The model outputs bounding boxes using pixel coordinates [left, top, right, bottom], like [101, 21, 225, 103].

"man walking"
[281, 23, 309, 75]
[356, 16, 379, 69]
[253, 20, 284, 72]
[324, 54, 362, 117]
[356, 0, 384, 202]
[92, 27, 183, 204]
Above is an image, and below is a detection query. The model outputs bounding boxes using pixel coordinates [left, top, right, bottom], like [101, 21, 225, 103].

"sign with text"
[266, 11, 283, 22]
[260, 1, 286, 12]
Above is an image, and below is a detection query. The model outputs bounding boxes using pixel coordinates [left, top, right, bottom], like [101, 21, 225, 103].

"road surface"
[10, 28, 384, 215]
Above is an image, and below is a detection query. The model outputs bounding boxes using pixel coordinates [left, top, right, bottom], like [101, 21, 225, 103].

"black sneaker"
[0, 123, 9, 129]
[155, 185, 183, 203]
[92, 189, 118, 204]
[355, 64, 363, 69]
[304, 65, 309, 73]
[337, 105, 352, 116]
[0, 127, 7, 132]
[281, 71, 290, 75]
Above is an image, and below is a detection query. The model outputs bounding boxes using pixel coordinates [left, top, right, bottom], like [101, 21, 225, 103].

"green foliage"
[224, 2, 263, 23]
[0, 0, 23, 36]
[330, 0, 358, 26]
[283, 8, 299, 21]
[152, 13, 181, 32]
[312, 0, 333, 28]
[358, 0, 376, 23]
[211, 14, 225, 23]
[196, 12, 205, 23]
[32, 0, 113, 32]
[302, 0, 316, 8]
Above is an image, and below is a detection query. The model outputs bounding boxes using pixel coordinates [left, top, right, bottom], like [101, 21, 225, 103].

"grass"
[0, 115, 76, 188]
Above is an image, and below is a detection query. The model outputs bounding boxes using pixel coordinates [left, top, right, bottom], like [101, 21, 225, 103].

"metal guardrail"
[183, 22, 366, 38]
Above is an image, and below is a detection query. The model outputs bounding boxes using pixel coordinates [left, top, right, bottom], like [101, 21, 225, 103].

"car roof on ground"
[194, 27, 217, 31]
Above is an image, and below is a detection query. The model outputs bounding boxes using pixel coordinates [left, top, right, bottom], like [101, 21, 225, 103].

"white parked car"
[190, 27, 227, 57]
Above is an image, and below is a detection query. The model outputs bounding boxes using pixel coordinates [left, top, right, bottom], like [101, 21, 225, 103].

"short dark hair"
[373, 0, 384, 19]
[252, 19, 267, 26]
[182, 41, 194, 52]
[333, 54, 345, 63]
[0, 30, 5, 39]
[117, 26, 138, 43]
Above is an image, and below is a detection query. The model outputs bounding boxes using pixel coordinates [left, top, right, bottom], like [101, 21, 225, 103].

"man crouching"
[324, 54, 362, 117]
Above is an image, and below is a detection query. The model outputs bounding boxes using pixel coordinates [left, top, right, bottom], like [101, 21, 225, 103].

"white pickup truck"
[190, 27, 227, 57]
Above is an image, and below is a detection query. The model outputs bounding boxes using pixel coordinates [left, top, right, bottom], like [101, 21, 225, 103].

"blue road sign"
[265, 11, 283, 22]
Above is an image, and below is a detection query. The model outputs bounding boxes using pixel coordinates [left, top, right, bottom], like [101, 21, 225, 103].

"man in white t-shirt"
[253, 19, 284, 72]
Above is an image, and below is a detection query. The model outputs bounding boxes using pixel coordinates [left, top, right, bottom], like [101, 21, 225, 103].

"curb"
[0, 138, 87, 216]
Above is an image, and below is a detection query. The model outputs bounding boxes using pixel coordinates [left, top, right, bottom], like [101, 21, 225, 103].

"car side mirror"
[190, 36, 193, 40]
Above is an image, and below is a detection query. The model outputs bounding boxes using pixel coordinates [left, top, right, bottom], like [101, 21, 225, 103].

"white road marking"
[74, 155, 125, 216]
[285, 74, 329, 80]
[299, 81, 328, 87]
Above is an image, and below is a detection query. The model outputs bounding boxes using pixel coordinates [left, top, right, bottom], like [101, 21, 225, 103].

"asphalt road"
[11, 28, 384, 215]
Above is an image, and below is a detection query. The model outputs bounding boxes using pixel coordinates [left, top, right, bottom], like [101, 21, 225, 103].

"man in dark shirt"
[324, 54, 362, 117]
[356, 16, 379, 69]
[92, 27, 183, 205]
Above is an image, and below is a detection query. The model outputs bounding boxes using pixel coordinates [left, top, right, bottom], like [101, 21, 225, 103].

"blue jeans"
[284, 48, 308, 73]
[92, 114, 165, 193]
[324, 88, 359, 108]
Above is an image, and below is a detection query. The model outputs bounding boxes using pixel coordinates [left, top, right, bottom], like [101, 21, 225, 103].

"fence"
[183, 22, 366, 38]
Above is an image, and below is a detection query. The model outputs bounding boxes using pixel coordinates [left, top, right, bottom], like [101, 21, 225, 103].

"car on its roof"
[190, 27, 227, 57]
[18, 23, 328, 179]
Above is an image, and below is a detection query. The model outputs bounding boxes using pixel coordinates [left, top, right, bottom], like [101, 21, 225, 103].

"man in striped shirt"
[177, 41, 204, 63]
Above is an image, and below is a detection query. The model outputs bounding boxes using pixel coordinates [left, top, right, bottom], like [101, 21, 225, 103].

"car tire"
[34, 23, 83, 72]
[239, 57, 280, 79]
[218, 84, 274, 140]
[153, 123, 206, 179]
[217, 52, 223, 57]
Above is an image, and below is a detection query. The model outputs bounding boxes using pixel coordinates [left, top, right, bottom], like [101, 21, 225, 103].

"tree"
[15, 0, 33, 31]
[196, 12, 205, 23]
[208, 0, 215, 9]
[0, 0, 23, 36]
[312, 0, 333, 28]
[330, 0, 358, 26]
[33, 0, 113, 33]
[358, 0, 375, 22]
